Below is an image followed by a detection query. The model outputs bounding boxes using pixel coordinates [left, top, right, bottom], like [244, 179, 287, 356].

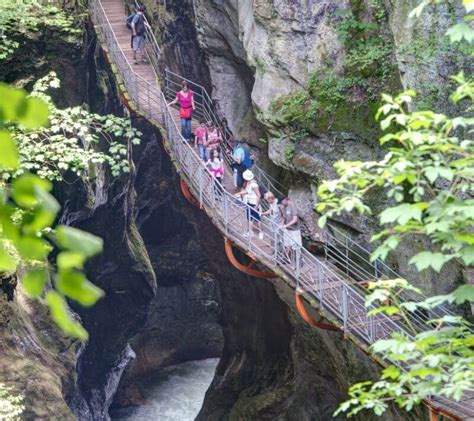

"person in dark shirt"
[131, 6, 148, 64]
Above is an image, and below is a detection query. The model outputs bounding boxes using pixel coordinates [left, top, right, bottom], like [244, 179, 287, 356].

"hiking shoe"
[243, 232, 254, 238]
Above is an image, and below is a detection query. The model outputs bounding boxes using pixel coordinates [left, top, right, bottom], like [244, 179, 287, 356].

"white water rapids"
[110, 358, 219, 421]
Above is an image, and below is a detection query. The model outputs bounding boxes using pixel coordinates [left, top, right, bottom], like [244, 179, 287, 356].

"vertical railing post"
[223, 193, 229, 235]
[147, 84, 151, 119]
[164, 67, 170, 98]
[296, 247, 301, 279]
[342, 285, 348, 333]
[344, 237, 349, 276]
[136, 77, 140, 108]
[368, 313, 375, 343]
[318, 264, 323, 305]
[273, 226, 278, 265]
[199, 168, 203, 205]
[210, 178, 216, 208]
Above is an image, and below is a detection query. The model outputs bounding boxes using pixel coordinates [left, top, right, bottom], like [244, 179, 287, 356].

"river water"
[110, 358, 219, 421]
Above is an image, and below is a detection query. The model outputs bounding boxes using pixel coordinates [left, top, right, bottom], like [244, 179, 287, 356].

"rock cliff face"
[190, 0, 470, 296]
[0, 283, 76, 420]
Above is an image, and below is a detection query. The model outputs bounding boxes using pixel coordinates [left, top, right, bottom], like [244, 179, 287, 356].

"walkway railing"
[90, 1, 473, 418]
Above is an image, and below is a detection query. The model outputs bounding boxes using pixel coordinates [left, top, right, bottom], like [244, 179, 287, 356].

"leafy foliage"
[0, 0, 80, 60]
[5, 72, 141, 181]
[316, 1, 474, 416]
[317, 81, 474, 272]
[0, 83, 107, 341]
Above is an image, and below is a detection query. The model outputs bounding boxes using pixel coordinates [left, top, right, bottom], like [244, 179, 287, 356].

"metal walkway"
[89, 1, 473, 419]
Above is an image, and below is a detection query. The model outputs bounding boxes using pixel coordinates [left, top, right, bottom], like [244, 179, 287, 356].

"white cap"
[243, 170, 254, 181]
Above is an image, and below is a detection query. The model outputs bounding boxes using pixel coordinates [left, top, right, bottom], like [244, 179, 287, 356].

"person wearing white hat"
[235, 170, 263, 239]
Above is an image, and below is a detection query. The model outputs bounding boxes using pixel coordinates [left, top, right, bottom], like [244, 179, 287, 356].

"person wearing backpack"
[232, 140, 246, 188]
[242, 146, 254, 170]
[131, 6, 148, 65]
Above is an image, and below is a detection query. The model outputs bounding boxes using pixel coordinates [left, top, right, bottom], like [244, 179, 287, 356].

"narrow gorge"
[1, 1, 473, 421]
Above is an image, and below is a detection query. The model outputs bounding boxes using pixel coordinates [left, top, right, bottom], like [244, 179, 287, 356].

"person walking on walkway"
[131, 6, 148, 65]
[279, 196, 302, 266]
[205, 122, 222, 157]
[262, 191, 284, 247]
[207, 148, 224, 182]
[168, 81, 195, 142]
[235, 170, 263, 239]
[262, 192, 283, 225]
[232, 140, 246, 188]
[195, 120, 208, 160]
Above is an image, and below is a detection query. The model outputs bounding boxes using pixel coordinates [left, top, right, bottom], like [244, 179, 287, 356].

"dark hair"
[181, 81, 187, 89]
[137, 5, 145, 12]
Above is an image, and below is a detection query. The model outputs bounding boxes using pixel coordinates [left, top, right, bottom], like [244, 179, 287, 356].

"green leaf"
[382, 366, 400, 380]
[57, 251, 86, 270]
[460, 245, 474, 265]
[0, 244, 17, 272]
[446, 22, 474, 43]
[12, 174, 52, 208]
[45, 290, 88, 341]
[56, 270, 104, 307]
[452, 285, 474, 304]
[368, 306, 400, 317]
[0, 129, 18, 169]
[409, 251, 453, 272]
[17, 97, 49, 129]
[0, 84, 25, 123]
[379, 204, 423, 225]
[56, 226, 103, 258]
[17, 236, 49, 261]
[22, 269, 47, 298]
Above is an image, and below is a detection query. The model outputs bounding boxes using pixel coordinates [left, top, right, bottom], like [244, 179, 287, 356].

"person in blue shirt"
[232, 140, 246, 188]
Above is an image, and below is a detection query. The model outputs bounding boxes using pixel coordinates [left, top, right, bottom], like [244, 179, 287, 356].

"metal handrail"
[140, 18, 449, 328]
[90, 1, 473, 417]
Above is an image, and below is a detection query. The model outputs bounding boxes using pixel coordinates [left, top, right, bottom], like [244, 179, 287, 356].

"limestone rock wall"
[189, 0, 470, 296]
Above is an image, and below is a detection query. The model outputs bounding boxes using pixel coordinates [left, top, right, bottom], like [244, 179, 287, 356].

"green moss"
[268, 0, 401, 141]
[254, 56, 266, 75]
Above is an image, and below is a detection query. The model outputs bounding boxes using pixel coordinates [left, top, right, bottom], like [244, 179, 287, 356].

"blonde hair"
[264, 192, 275, 200]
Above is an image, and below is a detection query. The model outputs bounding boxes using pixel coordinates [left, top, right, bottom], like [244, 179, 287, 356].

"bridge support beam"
[180, 179, 201, 209]
[295, 289, 338, 331]
[424, 401, 462, 421]
[224, 238, 277, 279]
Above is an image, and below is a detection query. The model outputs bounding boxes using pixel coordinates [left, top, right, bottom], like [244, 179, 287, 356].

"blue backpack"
[126, 14, 135, 30]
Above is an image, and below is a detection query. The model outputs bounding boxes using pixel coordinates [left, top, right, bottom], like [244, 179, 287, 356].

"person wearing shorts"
[235, 170, 263, 239]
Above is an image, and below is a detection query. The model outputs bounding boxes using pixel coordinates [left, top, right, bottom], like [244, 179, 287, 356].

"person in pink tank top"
[168, 81, 195, 142]
[194, 120, 208, 160]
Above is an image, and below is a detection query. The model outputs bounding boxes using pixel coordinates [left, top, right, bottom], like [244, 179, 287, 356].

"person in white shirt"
[235, 170, 263, 239]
